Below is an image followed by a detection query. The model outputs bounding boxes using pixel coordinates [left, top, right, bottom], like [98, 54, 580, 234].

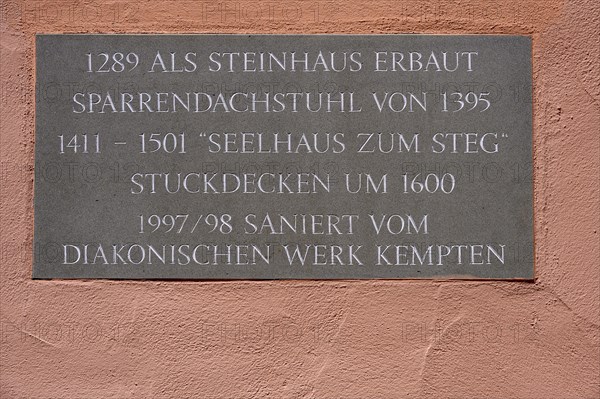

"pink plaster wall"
[1, 0, 599, 398]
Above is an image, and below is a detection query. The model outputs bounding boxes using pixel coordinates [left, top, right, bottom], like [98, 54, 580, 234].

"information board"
[33, 35, 533, 279]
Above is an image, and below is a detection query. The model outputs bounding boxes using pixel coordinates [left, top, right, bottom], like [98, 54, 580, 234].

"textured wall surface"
[1, 0, 599, 398]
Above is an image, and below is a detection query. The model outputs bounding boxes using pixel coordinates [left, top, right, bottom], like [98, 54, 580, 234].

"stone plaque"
[33, 34, 533, 279]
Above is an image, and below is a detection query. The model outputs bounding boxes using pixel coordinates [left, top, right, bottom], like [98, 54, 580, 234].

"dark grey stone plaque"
[34, 34, 533, 280]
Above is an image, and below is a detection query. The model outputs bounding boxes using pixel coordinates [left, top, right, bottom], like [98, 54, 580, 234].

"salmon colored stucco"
[1, 0, 599, 398]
